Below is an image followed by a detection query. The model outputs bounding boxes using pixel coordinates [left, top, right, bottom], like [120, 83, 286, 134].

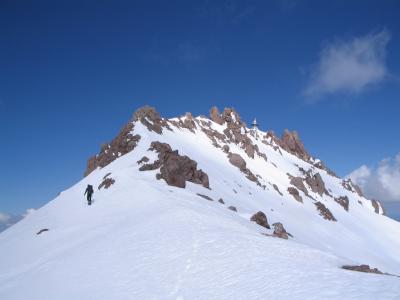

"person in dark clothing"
[84, 184, 94, 205]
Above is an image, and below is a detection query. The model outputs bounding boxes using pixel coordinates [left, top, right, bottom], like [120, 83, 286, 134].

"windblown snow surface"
[1, 109, 400, 300]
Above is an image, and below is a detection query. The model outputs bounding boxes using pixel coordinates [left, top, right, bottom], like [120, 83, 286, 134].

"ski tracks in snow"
[168, 214, 206, 300]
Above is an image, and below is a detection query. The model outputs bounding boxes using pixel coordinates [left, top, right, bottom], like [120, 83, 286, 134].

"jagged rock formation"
[315, 202, 336, 221]
[334, 196, 349, 211]
[133, 105, 170, 134]
[84, 122, 141, 176]
[280, 130, 309, 161]
[250, 211, 270, 229]
[209, 106, 224, 125]
[139, 141, 209, 189]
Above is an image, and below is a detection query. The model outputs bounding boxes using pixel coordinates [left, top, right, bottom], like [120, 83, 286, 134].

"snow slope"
[1, 106, 399, 299]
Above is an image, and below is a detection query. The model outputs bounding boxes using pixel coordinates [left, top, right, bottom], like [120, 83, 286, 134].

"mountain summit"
[1, 106, 399, 299]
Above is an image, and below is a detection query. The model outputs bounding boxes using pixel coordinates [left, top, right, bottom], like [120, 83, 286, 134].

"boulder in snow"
[250, 211, 270, 229]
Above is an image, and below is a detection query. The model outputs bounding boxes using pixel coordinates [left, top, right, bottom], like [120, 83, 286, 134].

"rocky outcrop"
[228, 153, 247, 171]
[209, 106, 224, 125]
[342, 179, 364, 197]
[289, 176, 308, 196]
[84, 122, 141, 177]
[169, 112, 197, 133]
[218, 198, 225, 204]
[280, 130, 309, 161]
[250, 211, 270, 229]
[305, 172, 326, 196]
[342, 265, 383, 275]
[272, 222, 291, 239]
[313, 160, 338, 177]
[133, 105, 171, 134]
[227, 152, 260, 185]
[315, 202, 336, 221]
[287, 187, 303, 203]
[334, 196, 349, 211]
[98, 176, 115, 190]
[371, 199, 385, 215]
[139, 141, 209, 189]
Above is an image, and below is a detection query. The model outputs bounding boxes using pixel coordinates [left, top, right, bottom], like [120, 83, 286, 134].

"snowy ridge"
[1, 106, 399, 299]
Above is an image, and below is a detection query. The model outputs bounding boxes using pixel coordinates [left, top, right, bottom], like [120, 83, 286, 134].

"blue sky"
[1, 0, 400, 217]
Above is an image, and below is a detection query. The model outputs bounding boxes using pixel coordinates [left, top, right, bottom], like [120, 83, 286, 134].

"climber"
[84, 184, 94, 205]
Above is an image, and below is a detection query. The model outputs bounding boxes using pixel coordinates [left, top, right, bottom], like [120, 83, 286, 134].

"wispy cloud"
[347, 153, 400, 202]
[0, 208, 36, 233]
[0, 212, 10, 223]
[304, 30, 391, 100]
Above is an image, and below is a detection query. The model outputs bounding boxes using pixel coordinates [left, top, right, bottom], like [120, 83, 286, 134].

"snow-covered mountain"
[1, 106, 399, 299]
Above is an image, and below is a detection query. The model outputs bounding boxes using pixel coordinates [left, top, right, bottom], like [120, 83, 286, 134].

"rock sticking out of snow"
[98, 177, 115, 190]
[140, 141, 209, 189]
[334, 196, 349, 211]
[315, 202, 337, 221]
[272, 222, 291, 239]
[287, 187, 303, 203]
[250, 211, 270, 229]
[36, 229, 49, 235]
[342, 265, 383, 275]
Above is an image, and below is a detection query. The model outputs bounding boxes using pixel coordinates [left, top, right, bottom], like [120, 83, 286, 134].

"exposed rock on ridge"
[139, 141, 209, 189]
[84, 121, 140, 177]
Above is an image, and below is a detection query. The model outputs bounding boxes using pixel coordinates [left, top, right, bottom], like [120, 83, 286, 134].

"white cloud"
[0, 212, 10, 223]
[23, 208, 36, 217]
[347, 153, 400, 202]
[304, 30, 391, 99]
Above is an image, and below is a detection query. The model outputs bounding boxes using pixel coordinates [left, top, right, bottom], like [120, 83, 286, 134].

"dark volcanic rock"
[250, 211, 270, 229]
[228, 206, 237, 212]
[272, 222, 290, 239]
[334, 196, 349, 211]
[280, 129, 310, 161]
[139, 141, 209, 189]
[98, 177, 115, 190]
[84, 121, 141, 177]
[315, 202, 337, 221]
[287, 187, 303, 203]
